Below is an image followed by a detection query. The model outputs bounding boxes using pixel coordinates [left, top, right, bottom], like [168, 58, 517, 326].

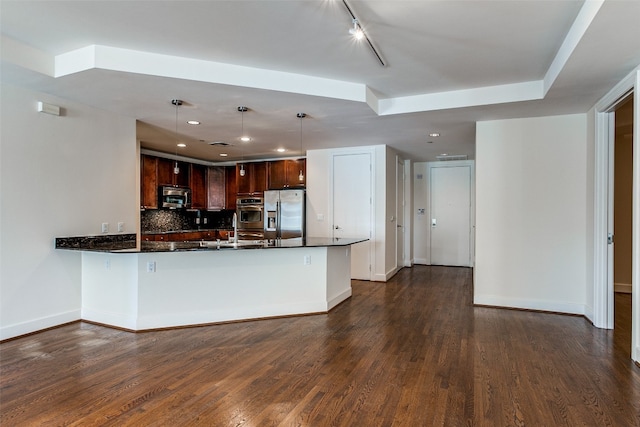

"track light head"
[349, 18, 364, 40]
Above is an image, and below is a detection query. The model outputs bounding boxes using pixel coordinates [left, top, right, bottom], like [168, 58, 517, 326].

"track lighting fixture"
[342, 0, 386, 67]
[349, 19, 364, 40]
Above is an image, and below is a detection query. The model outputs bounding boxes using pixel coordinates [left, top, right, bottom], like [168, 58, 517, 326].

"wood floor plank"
[1, 266, 639, 426]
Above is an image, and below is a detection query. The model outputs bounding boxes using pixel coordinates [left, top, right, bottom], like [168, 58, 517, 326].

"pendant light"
[238, 106, 248, 176]
[171, 99, 183, 180]
[297, 113, 306, 182]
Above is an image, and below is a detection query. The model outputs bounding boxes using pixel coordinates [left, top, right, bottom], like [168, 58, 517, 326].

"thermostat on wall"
[37, 101, 60, 116]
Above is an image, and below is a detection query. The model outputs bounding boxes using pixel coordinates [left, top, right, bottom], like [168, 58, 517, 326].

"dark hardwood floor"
[1, 266, 639, 426]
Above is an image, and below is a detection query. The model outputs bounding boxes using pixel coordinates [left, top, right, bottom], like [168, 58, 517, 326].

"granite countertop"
[56, 234, 367, 253]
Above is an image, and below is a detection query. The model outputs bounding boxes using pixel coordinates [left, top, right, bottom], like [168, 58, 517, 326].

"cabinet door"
[236, 162, 266, 195]
[236, 164, 251, 194]
[207, 166, 226, 210]
[191, 164, 208, 209]
[158, 158, 189, 187]
[251, 162, 267, 194]
[157, 158, 174, 187]
[268, 160, 287, 189]
[141, 155, 158, 209]
[286, 159, 306, 187]
[225, 166, 237, 210]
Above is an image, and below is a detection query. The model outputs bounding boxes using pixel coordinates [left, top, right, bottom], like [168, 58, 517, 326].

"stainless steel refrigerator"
[264, 189, 305, 240]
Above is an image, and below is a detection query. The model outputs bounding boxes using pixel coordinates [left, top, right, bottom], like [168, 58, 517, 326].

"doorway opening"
[594, 68, 638, 363]
[614, 94, 634, 356]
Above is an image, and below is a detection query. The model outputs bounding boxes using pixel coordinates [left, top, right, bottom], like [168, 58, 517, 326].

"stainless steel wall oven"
[236, 197, 264, 231]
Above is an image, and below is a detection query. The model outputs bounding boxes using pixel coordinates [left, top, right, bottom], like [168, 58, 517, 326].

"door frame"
[426, 160, 475, 267]
[593, 66, 639, 363]
[395, 156, 406, 272]
[329, 148, 376, 281]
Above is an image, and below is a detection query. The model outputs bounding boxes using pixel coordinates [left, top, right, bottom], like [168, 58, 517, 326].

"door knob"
[335, 225, 341, 230]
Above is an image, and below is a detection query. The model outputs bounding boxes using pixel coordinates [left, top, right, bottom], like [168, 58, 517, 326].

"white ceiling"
[1, 0, 639, 163]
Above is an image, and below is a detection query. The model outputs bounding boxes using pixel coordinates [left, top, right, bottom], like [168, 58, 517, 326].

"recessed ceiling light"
[177, 143, 186, 148]
[219, 153, 228, 157]
[240, 136, 251, 142]
[187, 120, 200, 125]
[429, 133, 440, 137]
[276, 148, 286, 152]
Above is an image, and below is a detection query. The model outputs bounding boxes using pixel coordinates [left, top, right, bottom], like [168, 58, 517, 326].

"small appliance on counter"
[264, 189, 305, 240]
[159, 186, 191, 209]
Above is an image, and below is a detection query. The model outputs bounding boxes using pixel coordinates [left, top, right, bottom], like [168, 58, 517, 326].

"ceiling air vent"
[209, 141, 230, 146]
[436, 154, 468, 161]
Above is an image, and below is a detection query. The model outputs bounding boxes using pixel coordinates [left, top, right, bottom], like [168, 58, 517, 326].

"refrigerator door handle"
[276, 200, 281, 239]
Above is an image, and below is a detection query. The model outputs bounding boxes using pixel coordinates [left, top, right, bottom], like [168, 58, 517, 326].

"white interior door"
[333, 153, 371, 280]
[430, 164, 472, 267]
[396, 157, 405, 270]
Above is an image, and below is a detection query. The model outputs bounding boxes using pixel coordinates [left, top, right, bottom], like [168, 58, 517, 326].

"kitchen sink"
[198, 240, 265, 249]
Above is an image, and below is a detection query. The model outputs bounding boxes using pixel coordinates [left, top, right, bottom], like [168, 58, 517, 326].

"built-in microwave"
[159, 186, 191, 209]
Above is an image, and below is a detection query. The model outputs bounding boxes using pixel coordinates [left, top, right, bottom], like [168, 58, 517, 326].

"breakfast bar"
[57, 236, 364, 331]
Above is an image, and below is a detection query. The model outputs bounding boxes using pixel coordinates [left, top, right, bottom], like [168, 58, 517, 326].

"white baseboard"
[615, 283, 632, 293]
[413, 258, 428, 265]
[0, 310, 81, 341]
[82, 307, 138, 331]
[474, 294, 586, 316]
[136, 300, 328, 330]
[327, 288, 352, 310]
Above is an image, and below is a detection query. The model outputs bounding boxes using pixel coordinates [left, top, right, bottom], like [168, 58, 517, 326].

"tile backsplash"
[141, 209, 234, 233]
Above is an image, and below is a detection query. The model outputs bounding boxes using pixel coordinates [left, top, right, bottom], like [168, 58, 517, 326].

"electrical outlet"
[101, 223, 109, 233]
[146, 261, 156, 273]
[304, 255, 311, 265]
[117, 222, 124, 232]
[104, 259, 111, 270]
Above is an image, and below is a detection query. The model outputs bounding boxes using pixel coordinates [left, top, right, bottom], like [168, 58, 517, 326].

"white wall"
[475, 114, 589, 315]
[0, 83, 138, 340]
[306, 145, 399, 281]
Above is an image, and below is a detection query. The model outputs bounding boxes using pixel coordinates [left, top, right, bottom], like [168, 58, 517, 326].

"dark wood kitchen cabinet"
[207, 166, 226, 210]
[190, 164, 207, 209]
[268, 159, 306, 189]
[225, 166, 237, 210]
[141, 155, 159, 209]
[157, 157, 189, 187]
[236, 162, 267, 195]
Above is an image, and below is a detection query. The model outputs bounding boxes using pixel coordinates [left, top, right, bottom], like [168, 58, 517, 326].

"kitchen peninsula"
[56, 236, 364, 332]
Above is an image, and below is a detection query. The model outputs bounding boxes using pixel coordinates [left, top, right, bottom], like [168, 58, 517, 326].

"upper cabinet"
[141, 154, 237, 211]
[157, 157, 189, 187]
[268, 159, 306, 189]
[236, 162, 267, 195]
[207, 166, 226, 210]
[225, 166, 237, 211]
[141, 155, 159, 209]
[142, 155, 303, 210]
[191, 164, 208, 209]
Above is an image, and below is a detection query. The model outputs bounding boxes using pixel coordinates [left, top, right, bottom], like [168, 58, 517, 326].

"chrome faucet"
[232, 212, 238, 243]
